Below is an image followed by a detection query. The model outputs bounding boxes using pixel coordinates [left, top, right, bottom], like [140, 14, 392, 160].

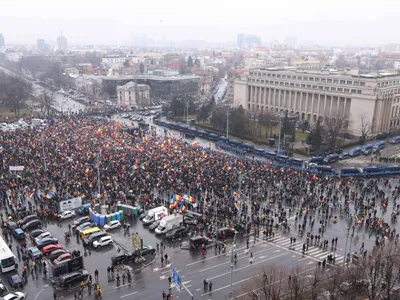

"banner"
[9, 166, 24, 171]
[59, 197, 83, 212]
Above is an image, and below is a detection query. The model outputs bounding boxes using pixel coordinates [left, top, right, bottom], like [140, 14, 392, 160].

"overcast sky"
[1, 0, 399, 46]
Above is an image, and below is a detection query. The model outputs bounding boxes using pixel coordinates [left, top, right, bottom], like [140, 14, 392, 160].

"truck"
[142, 206, 168, 226]
[155, 214, 183, 235]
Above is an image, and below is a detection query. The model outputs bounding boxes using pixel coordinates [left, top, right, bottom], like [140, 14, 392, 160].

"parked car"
[141, 245, 156, 256]
[165, 226, 188, 240]
[29, 229, 44, 242]
[53, 253, 73, 264]
[111, 253, 134, 265]
[2, 292, 26, 300]
[339, 152, 350, 160]
[37, 238, 59, 250]
[75, 222, 94, 234]
[149, 220, 160, 232]
[18, 215, 38, 226]
[42, 244, 63, 255]
[103, 220, 121, 231]
[12, 229, 25, 240]
[34, 232, 51, 244]
[71, 216, 91, 229]
[8, 274, 23, 289]
[93, 236, 113, 248]
[21, 219, 42, 231]
[59, 270, 89, 288]
[83, 232, 109, 247]
[27, 247, 42, 261]
[49, 249, 68, 261]
[60, 210, 76, 220]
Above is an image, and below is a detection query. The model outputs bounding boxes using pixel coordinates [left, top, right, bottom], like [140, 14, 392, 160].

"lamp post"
[277, 117, 282, 154]
[229, 230, 238, 299]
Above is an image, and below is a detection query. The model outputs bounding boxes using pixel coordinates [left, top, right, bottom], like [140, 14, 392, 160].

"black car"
[72, 216, 91, 229]
[141, 245, 156, 256]
[21, 219, 42, 231]
[36, 237, 58, 250]
[59, 270, 89, 288]
[165, 226, 187, 240]
[216, 227, 236, 239]
[148, 220, 160, 232]
[8, 274, 23, 289]
[49, 249, 68, 261]
[18, 215, 39, 227]
[111, 252, 134, 265]
[29, 229, 44, 240]
[189, 236, 213, 250]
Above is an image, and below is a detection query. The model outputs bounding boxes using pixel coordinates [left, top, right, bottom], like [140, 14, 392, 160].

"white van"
[142, 206, 168, 226]
[155, 214, 183, 235]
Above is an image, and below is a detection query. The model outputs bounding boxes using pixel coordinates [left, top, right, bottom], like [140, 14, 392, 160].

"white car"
[103, 220, 121, 231]
[60, 210, 76, 220]
[34, 231, 51, 244]
[3, 292, 26, 300]
[93, 236, 113, 248]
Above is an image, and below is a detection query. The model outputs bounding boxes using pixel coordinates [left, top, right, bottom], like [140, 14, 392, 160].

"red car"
[53, 253, 72, 264]
[42, 244, 63, 256]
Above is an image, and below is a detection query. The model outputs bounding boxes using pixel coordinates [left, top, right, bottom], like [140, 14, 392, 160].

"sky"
[1, 0, 400, 46]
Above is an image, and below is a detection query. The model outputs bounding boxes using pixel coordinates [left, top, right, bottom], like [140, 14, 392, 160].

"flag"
[85, 167, 90, 174]
[143, 134, 148, 142]
[133, 164, 139, 170]
[192, 141, 198, 147]
[28, 193, 33, 198]
[189, 196, 195, 203]
[45, 192, 53, 199]
[226, 166, 231, 171]
[233, 192, 239, 197]
[94, 191, 101, 199]
[234, 202, 240, 210]
[174, 194, 183, 201]
[180, 205, 187, 212]
[140, 163, 145, 170]
[97, 127, 103, 135]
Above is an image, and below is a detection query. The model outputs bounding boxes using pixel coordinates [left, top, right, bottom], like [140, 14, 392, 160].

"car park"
[53, 253, 73, 264]
[49, 249, 68, 261]
[37, 237, 59, 250]
[72, 216, 91, 229]
[27, 247, 42, 261]
[2, 292, 26, 300]
[103, 220, 121, 231]
[8, 274, 23, 289]
[59, 270, 89, 288]
[165, 226, 188, 240]
[21, 219, 42, 231]
[93, 236, 113, 248]
[60, 210, 76, 220]
[42, 244, 63, 255]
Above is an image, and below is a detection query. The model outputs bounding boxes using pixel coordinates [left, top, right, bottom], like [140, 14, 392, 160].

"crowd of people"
[0, 116, 399, 262]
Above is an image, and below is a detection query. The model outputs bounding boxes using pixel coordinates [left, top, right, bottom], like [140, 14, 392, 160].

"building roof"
[102, 74, 200, 82]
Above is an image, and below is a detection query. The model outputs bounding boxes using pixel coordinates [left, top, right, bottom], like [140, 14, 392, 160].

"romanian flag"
[45, 192, 53, 200]
[174, 194, 183, 201]
[189, 196, 195, 203]
[97, 127, 103, 135]
[234, 202, 240, 210]
[180, 205, 187, 212]
[233, 192, 239, 197]
[192, 141, 198, 147]
[85, 167, 90, 174]
[226, 166, 231, 171]
[28, 192, 33, 198]
[133, 164, 139, 170]
[140, 163, 145, 170]
[94, 191, 101, 199]
[143, 134, 148, 142]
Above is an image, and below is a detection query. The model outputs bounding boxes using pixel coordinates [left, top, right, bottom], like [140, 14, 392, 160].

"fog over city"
[1, 0, 400, 45]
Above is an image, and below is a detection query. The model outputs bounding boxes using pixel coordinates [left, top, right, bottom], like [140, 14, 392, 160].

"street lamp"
[229, 230, 238, 298]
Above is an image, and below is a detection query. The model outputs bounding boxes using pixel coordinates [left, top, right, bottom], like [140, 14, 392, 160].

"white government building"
[117, 81, 151, 107]
[233, 67, 400, 135]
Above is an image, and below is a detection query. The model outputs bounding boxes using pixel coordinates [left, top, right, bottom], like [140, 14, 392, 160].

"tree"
[258, 111, 278, 138]
[359, 113, 371, 144]
[187, 56, 194, 68]
[123, 59, 130, 68]
[325, 112, 347, 148]
[0, 72, 32, 115]
[194, 58, 201, 68]
[139, 62, 145, 74]
[41, 91, 55, 117]
[306, 119, 323, 150]
[301, 120, 309, 133]
[281, 110, 296, 142]
[179, 57, 187, 75]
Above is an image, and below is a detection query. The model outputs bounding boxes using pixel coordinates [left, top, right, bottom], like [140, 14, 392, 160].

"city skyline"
[1, 0, 400, 47]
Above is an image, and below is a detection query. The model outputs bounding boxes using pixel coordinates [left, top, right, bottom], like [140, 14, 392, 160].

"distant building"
[57, 35, 68, 52]
[0, 33, 5, 48]
[37, 39, 46, 51]
[103, 74, 200, 102]
[237, 34, 245, 48]
[117, 81, 151, 107]
[236, 34, 261, 49]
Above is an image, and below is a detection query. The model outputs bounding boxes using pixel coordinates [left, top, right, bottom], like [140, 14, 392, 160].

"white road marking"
[120, 291, 138, 298]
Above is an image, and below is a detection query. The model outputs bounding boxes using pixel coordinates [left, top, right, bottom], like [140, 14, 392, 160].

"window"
[357, 90, 362, 94]
[346, 81, 353, 85]
[354, 81, 360, 86]
[272, 74, 276, 77]
[334, 79, 339, 84]
[338, 88, 343, 92]
[318, 86, 323, 90]
[331, 87, 337, 91]
[309, 77, 314, 81]
[277, 75, 281, 78]
[351, 89, 357, 93]
[267, 74, 271, 77]
[315, 78, 320, 82]
[280, 82, 284, 86]
[313, 85, 317, 89]
[360, 82, 366, 86]
[321, 78, 327, 83]
[327, 79, 333, 83]
[324, 86, 329, 90]
[344, 88, 350, 93]
[285, 82, 289, 86]
[290, 83, 295, 87]
[295, 83, 300, 87]
[340, 80, 346, 84]
[301, 84, 306, 88]
[307, 85, 311, 88]
[287, 76, 292, 79]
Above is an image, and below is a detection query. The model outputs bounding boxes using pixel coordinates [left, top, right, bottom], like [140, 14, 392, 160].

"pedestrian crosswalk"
[265, 236, 344, 264]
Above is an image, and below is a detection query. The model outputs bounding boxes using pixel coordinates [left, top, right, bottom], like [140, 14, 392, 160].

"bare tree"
[258, 111, 278, 138]
[324, 112, 347, 148]
[359, 113, 371, 144]
[41, 91, 55, 116]
[0, 72, 32, 115]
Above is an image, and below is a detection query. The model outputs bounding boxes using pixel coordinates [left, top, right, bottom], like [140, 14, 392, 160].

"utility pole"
[229, 231, 238, 299]
[277, 117, 282, 154]
[226, 106, 230, 139]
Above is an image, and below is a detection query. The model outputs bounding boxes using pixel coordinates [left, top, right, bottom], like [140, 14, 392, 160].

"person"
[164, 253, 169, 264]
[203, 278, 208, 290]
[94, 269, 99, 280]
[209, 280, 213, 292]
[168, 275, 172, 286]
[116, 273, 120, 285]
[162, 290, 166, 300]
[53, 293, 57, 300]
[97, 288, 102, 299]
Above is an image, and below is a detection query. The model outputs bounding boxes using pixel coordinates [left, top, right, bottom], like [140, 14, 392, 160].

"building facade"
[57, 35, 68, 52]
[102, 74, 200, 102]
[233, 68, 400, 135]
[0, 34, 4, 48]
[117, 81, 151, 107]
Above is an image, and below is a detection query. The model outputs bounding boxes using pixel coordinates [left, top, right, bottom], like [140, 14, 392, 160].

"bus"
[0, 236, 16, 273]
